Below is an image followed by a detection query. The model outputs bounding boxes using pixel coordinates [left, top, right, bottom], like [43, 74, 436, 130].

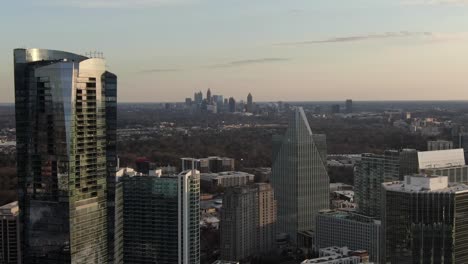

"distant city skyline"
[2, 0, 468, 102]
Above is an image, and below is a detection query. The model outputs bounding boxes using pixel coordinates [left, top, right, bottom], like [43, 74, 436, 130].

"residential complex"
[121, 170, 200, 264]
[354, 151, 399, 218]
[14, 48, 116, 263]
[220, 183, 277, 261]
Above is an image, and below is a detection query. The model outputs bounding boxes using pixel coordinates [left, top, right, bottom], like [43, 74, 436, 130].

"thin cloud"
[403, 0, 468, 5]
[280, 31, 432, 45]
[40, 0, 195, 8]
[209, 58, 291, 68]
[137, 68, 181, 74]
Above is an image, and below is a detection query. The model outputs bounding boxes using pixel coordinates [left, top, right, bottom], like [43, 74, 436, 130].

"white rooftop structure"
[418, 149, 465, 170]
[301, 247, 364, 264]
[383, 175, 468, 193]
[200, 171, 254, 181]
[0, 201, 19, 217]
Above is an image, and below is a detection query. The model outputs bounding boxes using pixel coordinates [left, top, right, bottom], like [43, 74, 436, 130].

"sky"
[1, 0, 468, 102]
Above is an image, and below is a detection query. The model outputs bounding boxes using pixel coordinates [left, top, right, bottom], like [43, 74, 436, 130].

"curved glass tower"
[14, 48, 117, 263]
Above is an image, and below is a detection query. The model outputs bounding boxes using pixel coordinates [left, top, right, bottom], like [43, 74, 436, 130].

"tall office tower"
[354, 150, 399, 218]
[122, 170, 200, 264]
[194, 91, 203, 105]
[14, 49, 115, 263]
[345, 99, 353, 113]
[220, 183, 277, 261]
[427, 140, 453, 151]
[206, 88, 212, 103]
[271, 107, 329, 243]
[315, 210, 382, 263]
[382, 175, 468, 263]
[246, 93, 253, 113]
[0, 201, 21, 264]
[228, 97, 236, 113]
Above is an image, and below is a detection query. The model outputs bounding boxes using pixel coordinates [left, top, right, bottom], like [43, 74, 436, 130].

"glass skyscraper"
[14, 48, 117, 263]
[382, 175, 468, 263]
[270, 107, 329, 244]
[121, 170, 200, 264]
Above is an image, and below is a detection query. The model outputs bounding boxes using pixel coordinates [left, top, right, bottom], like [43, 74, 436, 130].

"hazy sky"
[1, 0, 468, 102]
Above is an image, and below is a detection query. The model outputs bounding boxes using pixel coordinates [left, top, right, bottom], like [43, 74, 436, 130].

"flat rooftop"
[383, 174, 468, 193]
[200, 171, 254, 180]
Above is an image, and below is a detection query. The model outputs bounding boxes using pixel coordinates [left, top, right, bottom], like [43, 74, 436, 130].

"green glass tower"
[121, 170, 200, 264]
[14, 49, 117, 263]
[271, 107, 329, 244]
[382, 175, 468, 263]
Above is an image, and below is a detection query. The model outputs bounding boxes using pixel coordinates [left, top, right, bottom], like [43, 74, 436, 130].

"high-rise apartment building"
[354, 150, 399, 218]
[270, 107, 329, 243]
[0, 201, 21, 264]
[220, 183, 276, 261]
[382, 175, 468, 263]
[14, 48, 117, 263]
[315, 210, 382, 263]
[122, 170, 200, 264]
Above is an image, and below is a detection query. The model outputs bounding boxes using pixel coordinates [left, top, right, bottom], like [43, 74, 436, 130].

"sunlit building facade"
[14, 48, 117, 263]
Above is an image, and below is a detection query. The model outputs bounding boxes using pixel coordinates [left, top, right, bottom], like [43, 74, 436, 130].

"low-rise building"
[301, 247, 370, 264]
[201, 171, 254, 192]
[427, 140, 453, 151]
[316, 210, 382, 263]
[182, 156, 235, 173]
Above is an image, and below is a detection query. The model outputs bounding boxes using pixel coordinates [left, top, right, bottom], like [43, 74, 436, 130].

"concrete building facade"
[220, 183, 277, 261]
[0, 202, 20, 264]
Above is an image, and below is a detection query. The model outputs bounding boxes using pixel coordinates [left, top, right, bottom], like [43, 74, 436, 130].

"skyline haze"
[2, 0, 468, 102]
